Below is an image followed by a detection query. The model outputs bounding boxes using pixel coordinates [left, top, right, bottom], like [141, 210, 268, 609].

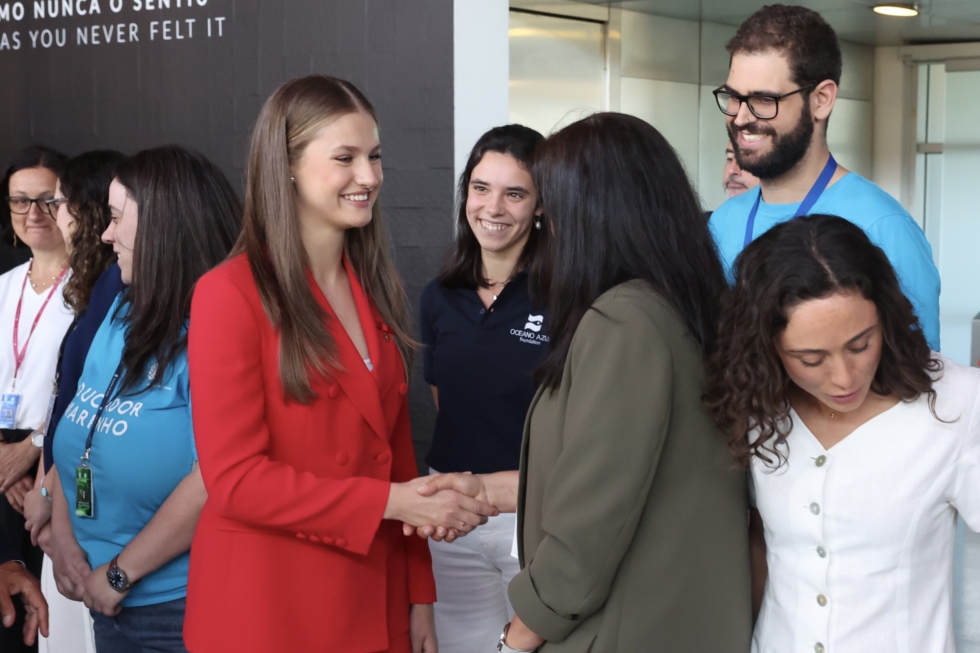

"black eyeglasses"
[7, 196, 54, 216]
[44, 197, 69, 212]
[713, 84, 815, 120]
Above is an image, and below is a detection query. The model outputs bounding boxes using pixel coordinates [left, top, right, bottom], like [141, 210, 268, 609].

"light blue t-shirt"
[53, 293, 196, 607]
[709, 172, 941, 351]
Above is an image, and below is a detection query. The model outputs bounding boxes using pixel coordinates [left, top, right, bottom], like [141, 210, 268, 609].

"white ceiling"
[514, 0, 980, 46]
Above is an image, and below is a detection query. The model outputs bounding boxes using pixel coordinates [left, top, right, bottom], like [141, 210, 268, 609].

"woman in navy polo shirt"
[419, 124, 549, 653]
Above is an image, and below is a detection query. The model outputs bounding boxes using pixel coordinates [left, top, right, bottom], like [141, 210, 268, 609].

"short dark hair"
[60, 150, 127, 313]
[532, 112, 728, 391]
[439, 124, 549, 298]
[704, 215, 941, 468]
[2, 145, 67, 246]
[726, 4, 842, 88]
[114, 146, 242, 394]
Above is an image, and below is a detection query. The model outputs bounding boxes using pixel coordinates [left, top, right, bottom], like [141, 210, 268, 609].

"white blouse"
[750, 356, 980, 653]
[0, 260, 73, 430]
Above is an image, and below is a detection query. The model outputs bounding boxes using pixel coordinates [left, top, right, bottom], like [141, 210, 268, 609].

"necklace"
[30, 273, 57, 290]
[28, 262, 61, 291]
[488, 280, 506, 302]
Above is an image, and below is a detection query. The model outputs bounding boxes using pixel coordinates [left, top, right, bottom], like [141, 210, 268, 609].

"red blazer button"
[335, 452, 349, 465]
[308, 534, 320, 543]
[398, 383, 409, 396]
[322, 536, 334, 546]
[295, 532, 307, 540]
[335, 538, 347, 549]
[328, 385, 339, 399]
[376, 452, 391, 465]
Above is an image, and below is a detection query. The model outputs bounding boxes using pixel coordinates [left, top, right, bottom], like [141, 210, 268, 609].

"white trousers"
[429, 510, 520, 653]
[38, 554, 96, 653]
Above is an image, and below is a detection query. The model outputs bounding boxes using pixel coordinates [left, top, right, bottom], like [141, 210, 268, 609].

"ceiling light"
[873, 4, 918, 17]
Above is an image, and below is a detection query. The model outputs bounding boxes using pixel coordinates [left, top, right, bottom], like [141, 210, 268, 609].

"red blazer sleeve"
[189, 267, 390, 556]
[388, 396, 438, 603]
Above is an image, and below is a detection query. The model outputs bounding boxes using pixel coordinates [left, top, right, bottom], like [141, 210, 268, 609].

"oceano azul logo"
[524, 314, 544, 332]
[511, 314, 548, 346]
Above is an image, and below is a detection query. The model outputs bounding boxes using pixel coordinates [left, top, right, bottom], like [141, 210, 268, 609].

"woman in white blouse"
[705, 214, 979, 653]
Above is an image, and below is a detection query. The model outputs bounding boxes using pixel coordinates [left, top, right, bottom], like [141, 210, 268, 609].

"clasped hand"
[400, 472, 494, 542]
[0, 439, 41, 494]
[82, 563, 126, 616]
[388, 475, 497, 538]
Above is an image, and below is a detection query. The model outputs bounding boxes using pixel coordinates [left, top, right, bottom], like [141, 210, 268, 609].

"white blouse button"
[810, 502, 821, 515]
[817, 545, 827, 558]
[817, 594, 828, 607]
[815, 455, 827, 467]
[815, 644, 825, 653]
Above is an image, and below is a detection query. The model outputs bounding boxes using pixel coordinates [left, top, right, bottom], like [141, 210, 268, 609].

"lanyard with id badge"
[1, 263, 68, 430]
[75, 361, 123, 518]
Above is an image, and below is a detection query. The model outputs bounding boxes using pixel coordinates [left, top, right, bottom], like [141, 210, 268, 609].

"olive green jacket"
[510, 281, 752, 652]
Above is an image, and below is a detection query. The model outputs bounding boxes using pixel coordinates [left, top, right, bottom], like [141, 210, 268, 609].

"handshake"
[389, 471, 518, 543]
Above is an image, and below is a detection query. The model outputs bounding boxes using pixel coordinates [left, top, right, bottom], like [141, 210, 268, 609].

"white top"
[0, 260, 74, 430]
[750, 356, 980, 653]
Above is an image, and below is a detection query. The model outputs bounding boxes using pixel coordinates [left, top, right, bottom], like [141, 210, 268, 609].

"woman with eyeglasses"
[0, 146, 73, 653]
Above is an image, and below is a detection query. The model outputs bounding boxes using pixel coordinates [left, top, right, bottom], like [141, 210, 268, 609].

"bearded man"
[709, 4, 940, 350]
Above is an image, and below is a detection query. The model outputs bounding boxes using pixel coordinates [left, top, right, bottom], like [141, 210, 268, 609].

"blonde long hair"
[235, 75, 414, 403]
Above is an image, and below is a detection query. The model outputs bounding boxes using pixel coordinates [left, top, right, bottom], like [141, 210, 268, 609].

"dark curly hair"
[726, 4, 842, 89]
[59, 150, 127, 313]
[704, 214, 941, 468]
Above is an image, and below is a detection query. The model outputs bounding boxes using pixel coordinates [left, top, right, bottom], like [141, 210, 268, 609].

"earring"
[534, 219, 541, 229]
[290, 176, 295, 182]
[12, 233, 17, 246]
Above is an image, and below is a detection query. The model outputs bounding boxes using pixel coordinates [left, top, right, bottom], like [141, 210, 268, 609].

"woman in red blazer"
[183, 76, 497, 653]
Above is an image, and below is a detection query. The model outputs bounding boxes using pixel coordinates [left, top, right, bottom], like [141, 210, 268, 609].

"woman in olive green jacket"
[504, 113, 751, 652]
[410, 113, 751, 652]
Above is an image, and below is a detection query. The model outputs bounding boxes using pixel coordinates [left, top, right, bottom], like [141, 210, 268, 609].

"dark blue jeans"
[90, 597, 190, 653]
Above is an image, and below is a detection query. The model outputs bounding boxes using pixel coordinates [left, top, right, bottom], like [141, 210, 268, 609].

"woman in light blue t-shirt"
[48, 146, 240, 653]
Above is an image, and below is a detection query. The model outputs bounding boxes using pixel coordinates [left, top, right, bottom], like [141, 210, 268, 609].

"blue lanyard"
[80, 361, 124, 464]
[743, 154, 838, 248]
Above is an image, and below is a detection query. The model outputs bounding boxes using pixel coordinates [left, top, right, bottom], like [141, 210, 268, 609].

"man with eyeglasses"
[708, 4, 940, 350]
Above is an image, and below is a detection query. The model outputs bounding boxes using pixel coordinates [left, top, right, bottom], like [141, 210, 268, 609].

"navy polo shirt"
[421, 272, 548, 474]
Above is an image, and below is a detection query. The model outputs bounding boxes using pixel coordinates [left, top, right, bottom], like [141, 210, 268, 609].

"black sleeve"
[1, 429, 33, 444]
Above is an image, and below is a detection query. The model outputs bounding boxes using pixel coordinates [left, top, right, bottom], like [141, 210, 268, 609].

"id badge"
[40, 392, 57, 436]
[75, 465, 94, 518]
[0, 393, 21, 429]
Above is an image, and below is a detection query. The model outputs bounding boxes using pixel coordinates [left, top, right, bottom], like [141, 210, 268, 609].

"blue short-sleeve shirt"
[421, 272, 548, 474]
[709, 173, 942, 351]
[53, 293, 196, 607]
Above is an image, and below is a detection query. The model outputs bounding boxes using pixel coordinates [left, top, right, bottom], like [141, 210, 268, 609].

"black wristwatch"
[106, 555, 139, 593]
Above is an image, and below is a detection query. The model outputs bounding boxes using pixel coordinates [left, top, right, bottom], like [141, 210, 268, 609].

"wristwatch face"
[107, 566, 128, 591]
[31, 432, 44, 447]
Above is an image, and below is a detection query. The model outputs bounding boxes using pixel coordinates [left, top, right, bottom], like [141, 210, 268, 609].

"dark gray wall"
[0, 0, 450, 467]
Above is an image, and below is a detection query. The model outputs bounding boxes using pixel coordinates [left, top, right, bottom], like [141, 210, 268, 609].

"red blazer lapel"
[346, 258, 381, 389]
[306, 265, 388, 441]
